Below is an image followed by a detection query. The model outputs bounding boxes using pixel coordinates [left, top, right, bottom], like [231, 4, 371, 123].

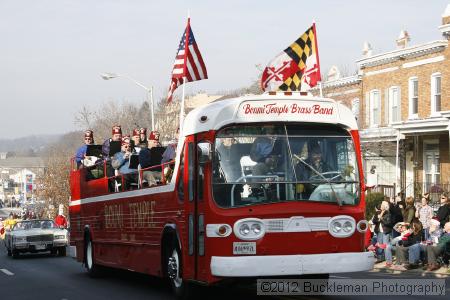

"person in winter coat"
[54, 204, 68, 228]
[402, 196, 416, 224]
[436, 193, 450, 229]
[394, 221, 423, 270]
[372, 201, 392, 262]
[424, 222, 450, 271]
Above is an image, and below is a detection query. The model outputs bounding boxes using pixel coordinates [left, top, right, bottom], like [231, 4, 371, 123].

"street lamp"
[100, 72, 155, 131]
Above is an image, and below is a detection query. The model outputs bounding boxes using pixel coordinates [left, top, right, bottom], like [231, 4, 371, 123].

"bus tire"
[85, 237, 102, 277]
[166, 241, 189, 299]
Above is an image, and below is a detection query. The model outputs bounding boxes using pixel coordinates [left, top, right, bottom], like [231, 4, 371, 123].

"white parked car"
[4, 219, 68, 258]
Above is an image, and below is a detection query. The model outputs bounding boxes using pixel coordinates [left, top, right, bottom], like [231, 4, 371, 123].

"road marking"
[0, 268, 14, 276]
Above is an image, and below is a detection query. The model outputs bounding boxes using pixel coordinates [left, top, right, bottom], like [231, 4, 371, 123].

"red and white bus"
[69, 92, 374, 296]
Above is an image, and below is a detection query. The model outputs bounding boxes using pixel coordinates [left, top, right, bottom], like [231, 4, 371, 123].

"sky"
[0, 0, 448, 139]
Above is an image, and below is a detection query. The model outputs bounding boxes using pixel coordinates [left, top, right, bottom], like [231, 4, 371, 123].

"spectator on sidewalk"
[402, 196, 416, 224]
[436, 193, 450, 229]
[394, 221, 423, 270]
[389, 197, 404, 238]
[416, 195, 433, 240]
[424, 221, 450, 271]
[372, 201, 392, 262]
[384, 222, 410, 267]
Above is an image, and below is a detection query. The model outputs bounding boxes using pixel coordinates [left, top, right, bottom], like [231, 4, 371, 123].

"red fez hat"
[112, 125, 122, 135]
[121, 135, 130, 145]
[132, 128, 140, 137]
[84, 130, 94, 138]
[149, 131, 160, 141]
[139, 128, 147, 135]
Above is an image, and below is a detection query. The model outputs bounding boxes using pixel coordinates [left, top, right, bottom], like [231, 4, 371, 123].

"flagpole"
[179, 77, 186, 131]
[312, 21, 323, 98]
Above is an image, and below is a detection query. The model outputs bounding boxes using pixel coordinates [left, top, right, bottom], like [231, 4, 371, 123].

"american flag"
[167, 18, 208, 102]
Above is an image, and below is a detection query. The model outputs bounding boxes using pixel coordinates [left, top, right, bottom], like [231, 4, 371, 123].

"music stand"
[86, 145, 103, 157]
[149, 147, 166, 171]
[128, 154, 139, 169]
[109, 141, 121, 156]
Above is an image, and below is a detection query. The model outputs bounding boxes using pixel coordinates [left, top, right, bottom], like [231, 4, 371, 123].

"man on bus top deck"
[139, 127, 148, 148]
[161, 128, 179, 164]
[139, 131, 162, 186]
[102, 125, 122, 157]
[75, 130, 94, 168]
[131, 128, 141, 154]
[112, 136, 137, 190]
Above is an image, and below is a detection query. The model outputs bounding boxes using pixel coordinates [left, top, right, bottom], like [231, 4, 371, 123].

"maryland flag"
[261, 24, 321, 92]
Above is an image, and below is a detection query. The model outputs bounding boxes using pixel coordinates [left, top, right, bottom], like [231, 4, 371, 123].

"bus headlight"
[234, 218, 265, 241]
[328, 216, 355, 238]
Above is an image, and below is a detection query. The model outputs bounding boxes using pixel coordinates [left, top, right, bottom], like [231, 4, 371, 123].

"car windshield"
[212, 123, 360, 208]
[13, 220, 57, 230]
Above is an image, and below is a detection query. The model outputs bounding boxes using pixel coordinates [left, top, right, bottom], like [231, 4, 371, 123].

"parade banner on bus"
[236, 100, 337, 122]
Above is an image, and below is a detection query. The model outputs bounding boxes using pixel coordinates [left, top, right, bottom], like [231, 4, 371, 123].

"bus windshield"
[212, 123, 360, 208]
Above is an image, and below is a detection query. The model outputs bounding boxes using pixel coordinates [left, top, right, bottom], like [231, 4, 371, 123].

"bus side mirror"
[198, 142, 211, 164]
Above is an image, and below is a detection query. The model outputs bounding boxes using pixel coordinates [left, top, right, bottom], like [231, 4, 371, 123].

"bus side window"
[177, 146, 185, 202]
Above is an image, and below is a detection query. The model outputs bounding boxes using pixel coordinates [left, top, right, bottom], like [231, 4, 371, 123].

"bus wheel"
[167, 244, 188, 298]
[85, 238, 102, 277]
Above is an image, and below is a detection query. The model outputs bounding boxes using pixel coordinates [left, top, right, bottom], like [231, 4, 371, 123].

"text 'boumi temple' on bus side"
[68, 92, 375, 291]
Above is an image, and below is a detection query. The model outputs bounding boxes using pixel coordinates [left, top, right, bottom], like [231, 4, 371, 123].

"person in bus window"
[250, 126, 280, 175]
[295, 143, 331, 196]
[75, 130, 94, 168]
[139, 131, 162, 186]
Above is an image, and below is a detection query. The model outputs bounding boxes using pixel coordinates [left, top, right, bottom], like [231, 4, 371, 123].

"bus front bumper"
[211, 252, 375, 277]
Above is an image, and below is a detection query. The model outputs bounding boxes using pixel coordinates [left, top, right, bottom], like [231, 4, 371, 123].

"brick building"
[316, 4, 450, 200]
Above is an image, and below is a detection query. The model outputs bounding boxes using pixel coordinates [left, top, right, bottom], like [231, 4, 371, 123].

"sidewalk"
[373, 261, 450, 276]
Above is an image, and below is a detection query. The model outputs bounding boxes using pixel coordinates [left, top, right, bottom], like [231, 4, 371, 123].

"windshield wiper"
[294, 154, 342, 207]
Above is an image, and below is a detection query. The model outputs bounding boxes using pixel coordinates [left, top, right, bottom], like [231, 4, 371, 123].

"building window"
[431, 73, 441, 115]
[369, 90, 380, 127]
[388, 86, 400, 124]
[423, 142, 440, 192]
[408, 77, 418, 118]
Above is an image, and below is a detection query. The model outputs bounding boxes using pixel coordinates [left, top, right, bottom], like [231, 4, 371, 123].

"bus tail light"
[328, 216, 356, 238]
[233, 218, 265, 241]
[356, 220, 369, 233]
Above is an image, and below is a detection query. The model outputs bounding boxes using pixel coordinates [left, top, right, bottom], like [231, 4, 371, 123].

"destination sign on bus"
[238, 101, 336, 118]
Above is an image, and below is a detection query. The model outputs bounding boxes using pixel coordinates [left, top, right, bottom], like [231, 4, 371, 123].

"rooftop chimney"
[362, 41, 373, 57]
[396, 30, 410, 49]
[327, 66, 341, 81]
[440, 4, 450, 39]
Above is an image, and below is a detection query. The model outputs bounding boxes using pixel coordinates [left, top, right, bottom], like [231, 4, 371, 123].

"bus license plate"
[233, 242, 256, 255]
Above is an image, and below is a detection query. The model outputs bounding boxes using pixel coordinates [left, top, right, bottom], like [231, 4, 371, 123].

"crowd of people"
[75, 125, 179, 190]
[368, 192, 450, 272]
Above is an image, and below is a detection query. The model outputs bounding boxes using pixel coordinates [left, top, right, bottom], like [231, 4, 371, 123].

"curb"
[373, 263, 450, 276]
